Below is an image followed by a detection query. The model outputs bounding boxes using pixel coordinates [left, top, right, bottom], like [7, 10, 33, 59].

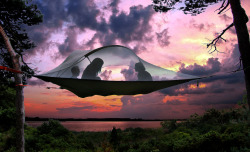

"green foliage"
[0, 85, 16, 131]
[158, 107, 250, 152]
[238, 92, 248, 107]
[0, 127, 16, 151]
[37, 119, 70, 137]
[25, 119, 76, 152]
[0, 84, 16, 108]
[1, 106, 250, 151]
[161, 119, 177, 132]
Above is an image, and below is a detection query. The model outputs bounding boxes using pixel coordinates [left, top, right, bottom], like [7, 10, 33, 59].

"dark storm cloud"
[58, 28, 81, 57]
[27, 0, 155, 57]
[199, 71, 245, 85]
[66, 0, 108, 32]
[86, 4, 155, 47]
[108, 0, 120, 14]
[35, 0, 67, 28]
[179, 58, 221, 76]
[26, 0, 107, 56]
[187, 90, 244, 105]
[209, 83, 235, 93]
[109, 5, 155, 43]
[156, 28, 171, 47]
[27, 79, 46, 86]
[56, 106, 95, 112]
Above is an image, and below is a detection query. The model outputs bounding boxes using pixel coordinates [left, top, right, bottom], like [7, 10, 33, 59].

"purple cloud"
[27, 79, 46, 86]
[58, 28, 82, 57]
[189, 19, 215, 32]
[131, 43, 147, 54]
[100, 70, 112, 80]
[109, 5, 155, 43]
[179, 58, 221, 76]
[107, 0, 121, 14]
[219, 14, 232, 22]
[66, 0, 107, 32]
[120, 63, 137, 81]
[56, 106, 96, 113]
[35, 0, 67, 28]
[164, 99, 183, 105]
[156, 28, 171, 47]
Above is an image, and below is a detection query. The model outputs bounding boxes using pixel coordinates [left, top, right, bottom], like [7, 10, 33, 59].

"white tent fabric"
[35, 45, 200, 97]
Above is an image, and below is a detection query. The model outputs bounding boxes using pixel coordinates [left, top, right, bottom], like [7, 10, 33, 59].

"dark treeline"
[1, 104, 250, 152]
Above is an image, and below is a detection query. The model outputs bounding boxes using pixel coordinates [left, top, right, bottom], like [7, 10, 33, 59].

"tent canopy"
[35, 45, 199, 97]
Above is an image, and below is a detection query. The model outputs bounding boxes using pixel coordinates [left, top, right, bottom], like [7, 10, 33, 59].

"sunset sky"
[23, 0, 250, 119]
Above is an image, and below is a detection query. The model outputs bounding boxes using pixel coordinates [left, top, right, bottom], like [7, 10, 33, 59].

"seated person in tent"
[71, 66, 80, 78]
[81, 58, 104, 80]
[135, 62, 153, 81]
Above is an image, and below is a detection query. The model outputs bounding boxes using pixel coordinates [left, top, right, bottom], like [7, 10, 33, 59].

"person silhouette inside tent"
[81, 58, 104, 80]
[71, 66, 80, 78]
[135, 62, 153, 81]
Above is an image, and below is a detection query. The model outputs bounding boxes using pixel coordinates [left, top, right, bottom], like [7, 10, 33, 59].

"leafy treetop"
[0, 0, 43, 83]
[152, 0, 223, 15]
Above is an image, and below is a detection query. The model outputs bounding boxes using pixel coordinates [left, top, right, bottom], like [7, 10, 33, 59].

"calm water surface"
[26, 121, 162, 132]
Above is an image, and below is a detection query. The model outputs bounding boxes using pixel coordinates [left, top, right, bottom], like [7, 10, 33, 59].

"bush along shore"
[0, 105, 249, 152]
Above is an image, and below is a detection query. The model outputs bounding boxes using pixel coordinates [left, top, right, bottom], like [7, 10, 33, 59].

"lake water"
[26, 121, 162, 132]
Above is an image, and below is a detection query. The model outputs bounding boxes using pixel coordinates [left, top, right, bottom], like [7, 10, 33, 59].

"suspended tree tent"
[34, 45, 201, 98]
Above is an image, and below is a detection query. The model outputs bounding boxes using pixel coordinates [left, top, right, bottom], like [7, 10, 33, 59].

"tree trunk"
[0, 26, 25, 152]
[229, 0, 250, 108]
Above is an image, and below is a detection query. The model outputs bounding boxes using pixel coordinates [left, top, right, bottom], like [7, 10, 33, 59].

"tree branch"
[207, 22, 234, 54]
[216, 0, 230, 14]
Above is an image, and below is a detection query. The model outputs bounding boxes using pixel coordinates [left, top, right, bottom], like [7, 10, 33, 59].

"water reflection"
[27, 121, 162, 132]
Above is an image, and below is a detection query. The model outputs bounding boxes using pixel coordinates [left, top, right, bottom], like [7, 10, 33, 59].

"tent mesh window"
[36, 45, 199, 97]
[41, 45, 197, 81]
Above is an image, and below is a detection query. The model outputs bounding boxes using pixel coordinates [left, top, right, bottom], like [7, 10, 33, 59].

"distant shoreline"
[26, 117, 187, 122]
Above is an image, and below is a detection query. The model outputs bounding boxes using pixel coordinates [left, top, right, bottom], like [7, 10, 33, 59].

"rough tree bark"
[0, 25, 25, 152]
[229, 0, 250, 108]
